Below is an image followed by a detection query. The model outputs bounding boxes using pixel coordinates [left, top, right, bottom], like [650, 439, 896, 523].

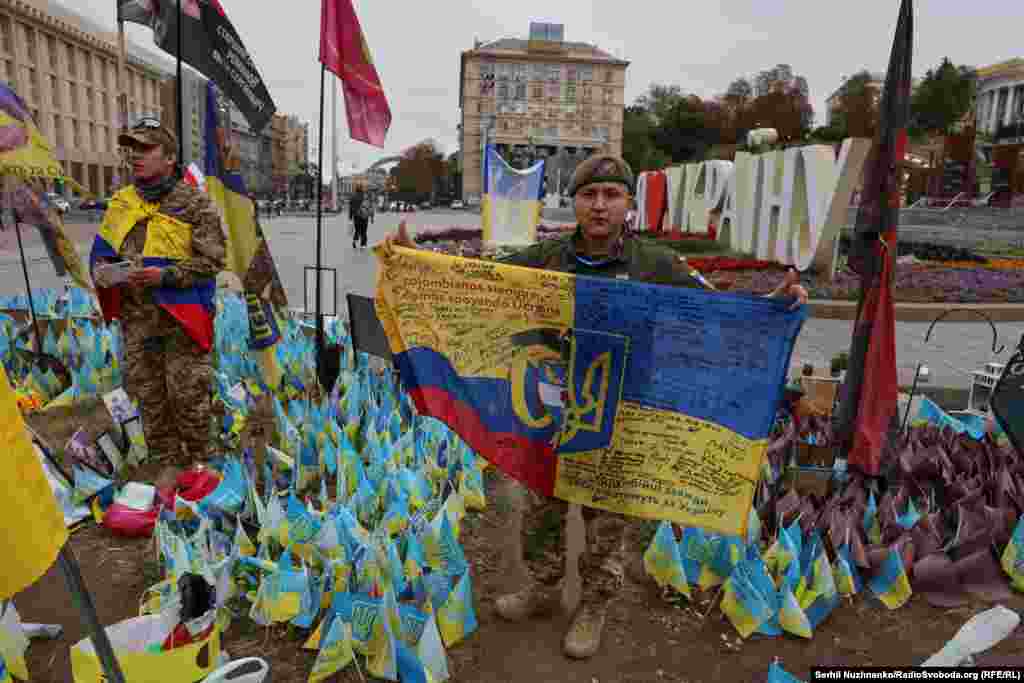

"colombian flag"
[377, 247, 806, 536]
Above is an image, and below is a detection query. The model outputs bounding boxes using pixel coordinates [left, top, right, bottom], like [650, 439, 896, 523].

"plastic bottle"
[202, 657, 270, 683]
[921, 605, 1020, 667]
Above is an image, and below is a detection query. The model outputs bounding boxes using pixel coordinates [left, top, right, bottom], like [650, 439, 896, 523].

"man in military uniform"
[91, 119, 226, 467]
[385, 154, 806, 659]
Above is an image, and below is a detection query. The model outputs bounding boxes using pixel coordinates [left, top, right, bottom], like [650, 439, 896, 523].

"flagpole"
[115, 4, 128, 188]
[315, 63, 326, 386]
[332, 74, 339, 212]
[175, 0, 185, 174]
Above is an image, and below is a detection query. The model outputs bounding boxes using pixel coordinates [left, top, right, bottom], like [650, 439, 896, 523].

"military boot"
[562, 602, 607, 659]
[494, 584, 560, 622]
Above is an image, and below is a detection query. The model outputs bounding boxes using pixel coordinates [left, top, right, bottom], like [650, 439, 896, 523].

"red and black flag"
[117, 1, 276, 133]
[835, 0, 913, 477]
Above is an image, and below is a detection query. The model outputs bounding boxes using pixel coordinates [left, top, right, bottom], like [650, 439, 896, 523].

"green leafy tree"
[830, 70, 879, 139]
[911, 58, 976, 134]
[621, 105, 670, 172]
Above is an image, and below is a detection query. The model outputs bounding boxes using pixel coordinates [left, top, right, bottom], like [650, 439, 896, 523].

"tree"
[651, 96, 718, 163]
[634, 84, 686, 125]
[831, 70, 879, 139]
[911, 58, 976, 135]
[392, 143, 447, 200]
[621, 105, 670, 172]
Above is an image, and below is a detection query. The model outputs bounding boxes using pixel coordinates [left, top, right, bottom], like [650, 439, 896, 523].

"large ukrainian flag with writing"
[204, 82, 287, 388]
[375, 248, 805, 536]
[481, 145, 544, 246]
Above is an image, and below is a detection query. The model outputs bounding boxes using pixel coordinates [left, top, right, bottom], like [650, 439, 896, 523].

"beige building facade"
[283, 114, 308, 192]
[458, 23, 628, 202]
[1, 0, 169, 198]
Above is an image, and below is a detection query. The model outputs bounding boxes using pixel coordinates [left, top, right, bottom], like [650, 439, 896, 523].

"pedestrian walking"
[349, 183, 370, 249]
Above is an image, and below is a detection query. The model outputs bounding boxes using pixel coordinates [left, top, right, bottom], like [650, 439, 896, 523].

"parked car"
[79, 198, 108, 211]
[450, 200, 464, 210]
[44, 193, 70, 213]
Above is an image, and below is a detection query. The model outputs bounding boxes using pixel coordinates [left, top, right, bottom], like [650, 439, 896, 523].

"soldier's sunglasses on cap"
[132, 117, 163, 130]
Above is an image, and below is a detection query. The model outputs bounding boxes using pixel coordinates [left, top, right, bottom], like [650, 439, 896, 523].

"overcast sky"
[71, 0, 1023, 173]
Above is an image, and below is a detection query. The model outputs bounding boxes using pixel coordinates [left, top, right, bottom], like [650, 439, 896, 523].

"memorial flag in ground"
[375, 247, 806, 536]
[481, 145, 545, 247]
[0, 363, 68, 599]
[204, 83, 287, 389]
[319, 0, 392, 147]
[835, 0, 911, 476]
[118, 0, 276, 132]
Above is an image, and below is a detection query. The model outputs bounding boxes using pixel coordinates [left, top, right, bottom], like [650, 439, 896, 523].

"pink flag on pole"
[319, 0, 392, 147]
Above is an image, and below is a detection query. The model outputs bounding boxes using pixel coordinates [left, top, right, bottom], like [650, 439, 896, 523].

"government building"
[458, 22, 629, 203]
[975, 58, 1024, 200]
[0, 0, 169, 198]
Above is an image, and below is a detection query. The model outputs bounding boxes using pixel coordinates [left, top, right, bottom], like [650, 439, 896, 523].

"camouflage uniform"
[499, 228, 712, 609]
[116, 180, 227, 466]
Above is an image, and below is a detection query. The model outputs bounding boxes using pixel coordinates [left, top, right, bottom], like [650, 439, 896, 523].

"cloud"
[66, 0, 1024, 170]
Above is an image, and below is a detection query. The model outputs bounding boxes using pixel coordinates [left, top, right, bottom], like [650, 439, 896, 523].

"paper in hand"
[94, 260, 136, 287]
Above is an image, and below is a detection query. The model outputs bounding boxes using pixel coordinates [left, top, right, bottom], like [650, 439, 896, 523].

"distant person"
[349, 184, 370, 249]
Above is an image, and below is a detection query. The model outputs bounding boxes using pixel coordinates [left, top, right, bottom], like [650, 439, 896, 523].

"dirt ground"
[14, 405, 1024, 683]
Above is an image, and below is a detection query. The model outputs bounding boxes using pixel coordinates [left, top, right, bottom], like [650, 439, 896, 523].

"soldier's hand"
[381, 221, 415, 259]
[769, 269, 808, 310]
[128, 266, 164, 288]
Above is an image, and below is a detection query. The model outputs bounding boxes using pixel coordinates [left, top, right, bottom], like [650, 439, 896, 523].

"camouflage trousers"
[123, 325, 214, 467]
[521, 490, 627, 607]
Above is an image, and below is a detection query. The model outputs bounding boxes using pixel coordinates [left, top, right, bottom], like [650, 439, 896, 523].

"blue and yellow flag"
[481, 145, 545, 246]
[869, 548, 912, 610]
[376, 247, 806, 536]
[0, 364, 68, 599]
[309, 617, 356, 683]
[204, 82, 286, 390]
[768, 661, 806, 683]
[834, 543, 862, 597]
[1001, 515, 1024, 591]
[864, 491, 882, 544]
[437, 570, 478, 648]
[778, 582, 812, 639]
[721, 551, 776, 638]
[643, 520, 691, 597]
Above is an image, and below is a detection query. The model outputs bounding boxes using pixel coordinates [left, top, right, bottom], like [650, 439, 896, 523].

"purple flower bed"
[721, 263, 1024, 303]
[413, 226, 1024, 303]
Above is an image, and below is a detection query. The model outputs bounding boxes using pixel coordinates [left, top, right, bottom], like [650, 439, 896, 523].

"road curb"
[809, 299, 1024, 323]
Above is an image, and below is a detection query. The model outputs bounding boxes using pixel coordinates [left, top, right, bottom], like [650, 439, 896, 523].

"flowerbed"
[409, 226, 1024, 302]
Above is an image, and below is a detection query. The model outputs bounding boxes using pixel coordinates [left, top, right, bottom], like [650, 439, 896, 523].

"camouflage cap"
[118, 117, 177, 156]
[568, 154, 635, 196]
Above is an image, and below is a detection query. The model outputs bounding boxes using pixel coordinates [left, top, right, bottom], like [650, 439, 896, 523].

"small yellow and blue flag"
[778, 581, 812, 639]
[309, 617, 356, 683]
[643, 520, 691, 598]
[437, 570, 478, 648]
[869, 548, 912, 610]
[1001, 515, 1024, 591]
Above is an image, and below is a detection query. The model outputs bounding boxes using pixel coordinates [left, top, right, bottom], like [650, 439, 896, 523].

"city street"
[0, 208, 1019, 393]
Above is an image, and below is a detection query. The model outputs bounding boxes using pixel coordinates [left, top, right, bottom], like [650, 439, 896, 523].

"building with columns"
[976, 59, 1024, 139]
[976, 58, 1024, 201]
[0, 0, 170, 198]
[458, 22, 628, 203]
